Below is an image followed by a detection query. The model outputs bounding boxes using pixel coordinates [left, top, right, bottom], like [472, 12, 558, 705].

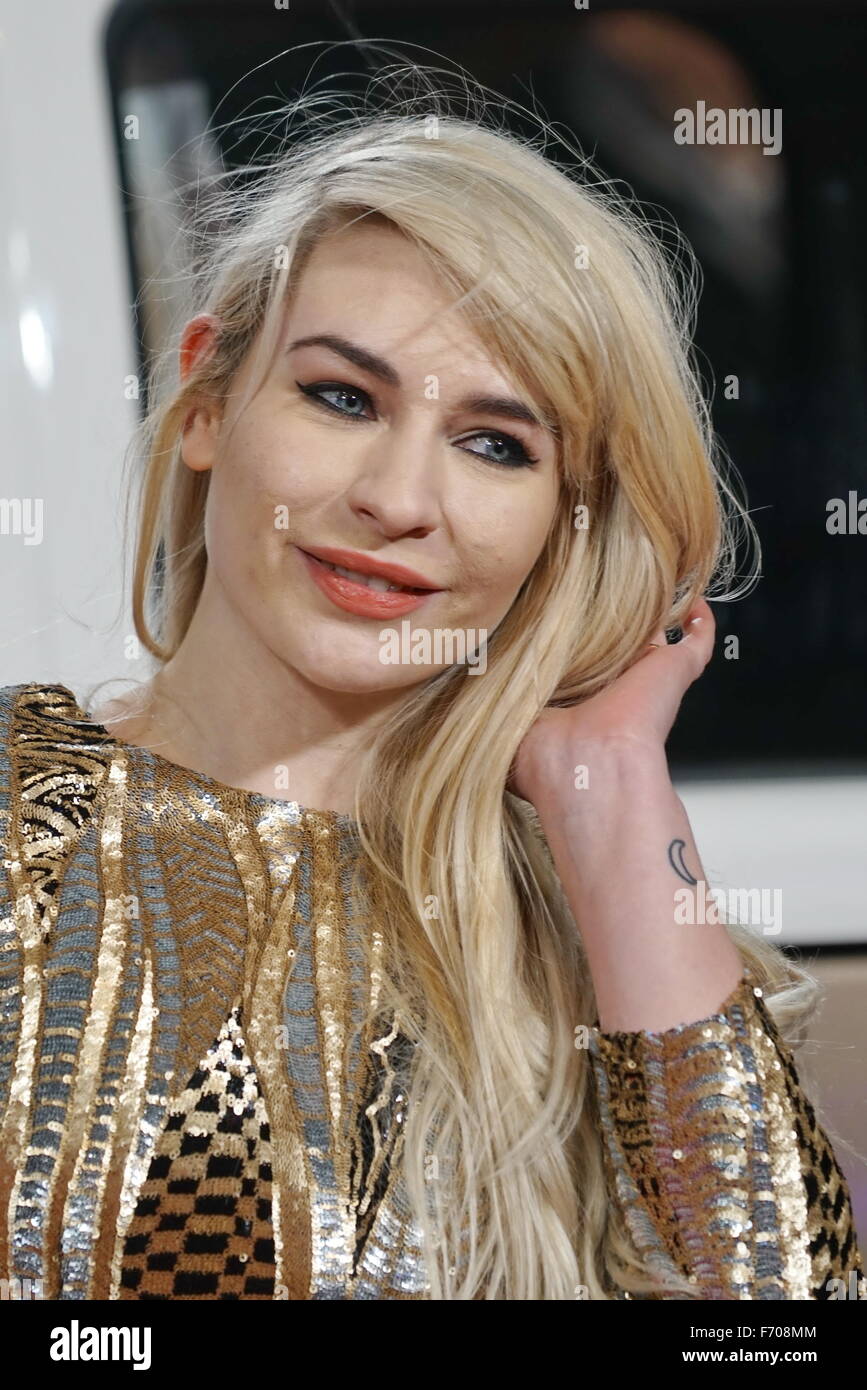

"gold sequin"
[0, 683, 428, 1301]
[589, 967, 864, 1298]
[0, 682, 863, 1301]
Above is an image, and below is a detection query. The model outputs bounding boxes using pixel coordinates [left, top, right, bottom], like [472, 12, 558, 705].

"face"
[180, 217, 562, 694]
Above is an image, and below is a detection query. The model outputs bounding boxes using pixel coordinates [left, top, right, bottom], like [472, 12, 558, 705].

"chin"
[300, 662, 433, 696]
[286, 635, 435, 695]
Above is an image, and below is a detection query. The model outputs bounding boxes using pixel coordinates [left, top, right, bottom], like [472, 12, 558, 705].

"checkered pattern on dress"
[119, 1005, 276, 1299]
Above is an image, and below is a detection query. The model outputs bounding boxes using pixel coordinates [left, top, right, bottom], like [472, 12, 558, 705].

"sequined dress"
[0, 683, 862, 1299]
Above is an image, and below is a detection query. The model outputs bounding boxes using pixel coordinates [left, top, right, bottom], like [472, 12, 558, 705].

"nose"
[344, 413, 444, 539]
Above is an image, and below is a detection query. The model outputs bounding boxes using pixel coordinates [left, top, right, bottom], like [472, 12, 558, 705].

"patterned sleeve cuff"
[588, 964, 864, 1299]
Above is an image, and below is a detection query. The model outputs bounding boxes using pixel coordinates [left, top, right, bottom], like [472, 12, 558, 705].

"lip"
[300, 544, 442, 592]
[297, 546, 444, 619]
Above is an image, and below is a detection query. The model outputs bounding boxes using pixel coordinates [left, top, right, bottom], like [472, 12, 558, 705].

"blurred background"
[1, 0, 865, 1245]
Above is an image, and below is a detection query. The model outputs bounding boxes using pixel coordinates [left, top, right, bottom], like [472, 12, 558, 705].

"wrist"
[523, 735, 672, 817]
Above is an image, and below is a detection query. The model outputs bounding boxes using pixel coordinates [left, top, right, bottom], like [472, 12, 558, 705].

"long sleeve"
[588, 964, 864, 1300]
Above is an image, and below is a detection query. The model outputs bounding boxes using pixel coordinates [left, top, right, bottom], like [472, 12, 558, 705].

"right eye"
[296, 381, 376, 420]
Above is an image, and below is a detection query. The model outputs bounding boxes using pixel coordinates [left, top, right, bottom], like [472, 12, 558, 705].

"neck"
[98, 570, 410, 812]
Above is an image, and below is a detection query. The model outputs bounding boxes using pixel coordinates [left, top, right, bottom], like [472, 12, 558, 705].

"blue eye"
[297, 381, 372, 417]
[457, 433, 540, 469]
[296, 380, 540, 469]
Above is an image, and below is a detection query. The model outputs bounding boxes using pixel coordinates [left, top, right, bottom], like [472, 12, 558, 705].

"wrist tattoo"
[668, 837, 698, 885]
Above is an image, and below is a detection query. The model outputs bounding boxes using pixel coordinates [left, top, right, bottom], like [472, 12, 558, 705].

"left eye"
[457, 433, 539, 469]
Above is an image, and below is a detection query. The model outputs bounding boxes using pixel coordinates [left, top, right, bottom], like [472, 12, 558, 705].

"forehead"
[285, 218, 519, 390]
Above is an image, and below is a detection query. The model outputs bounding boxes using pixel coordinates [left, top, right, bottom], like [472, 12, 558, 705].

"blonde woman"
[0, 78, 862, 1301]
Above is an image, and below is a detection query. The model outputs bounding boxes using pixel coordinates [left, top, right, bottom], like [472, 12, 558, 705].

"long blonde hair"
[119, 59, 818, 1299]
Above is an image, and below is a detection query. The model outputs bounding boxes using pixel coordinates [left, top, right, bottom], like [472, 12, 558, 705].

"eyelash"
[295, 380, 541, 469]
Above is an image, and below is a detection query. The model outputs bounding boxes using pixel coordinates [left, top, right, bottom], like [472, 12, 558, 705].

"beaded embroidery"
[0, 682, 861, 1299]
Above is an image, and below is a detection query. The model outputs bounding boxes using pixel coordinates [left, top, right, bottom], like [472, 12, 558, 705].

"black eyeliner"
[295, 379, 539, 467]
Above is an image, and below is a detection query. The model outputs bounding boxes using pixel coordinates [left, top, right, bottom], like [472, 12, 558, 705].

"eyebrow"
[287, 333, 552, 432]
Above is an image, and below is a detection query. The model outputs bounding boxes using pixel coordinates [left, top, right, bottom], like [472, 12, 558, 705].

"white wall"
[0, 0, 137, 697]
[676, 776, 867, 947]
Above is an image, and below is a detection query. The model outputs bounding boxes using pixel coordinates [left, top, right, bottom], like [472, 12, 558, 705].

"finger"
[641, 600, 715, 673]
[684, 596, 715, 628]
[640, 597, 715, 667]
[678, 602, 716, 676]
[642, 625, 667, 654]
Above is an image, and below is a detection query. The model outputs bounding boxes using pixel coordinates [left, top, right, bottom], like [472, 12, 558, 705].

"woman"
[0, 80, 862, 1301]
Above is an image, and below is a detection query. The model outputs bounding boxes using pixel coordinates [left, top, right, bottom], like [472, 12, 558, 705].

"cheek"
[209, 411, 346, 545]
[454, 481, 558, 603]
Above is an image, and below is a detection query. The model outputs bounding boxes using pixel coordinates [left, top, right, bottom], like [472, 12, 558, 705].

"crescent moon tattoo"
[668, 838, 698, 885]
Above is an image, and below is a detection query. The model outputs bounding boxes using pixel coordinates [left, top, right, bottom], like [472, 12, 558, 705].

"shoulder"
[0, 680, 116, 884]
[0, 679, 108, 773]
[0, 681, 67, 791]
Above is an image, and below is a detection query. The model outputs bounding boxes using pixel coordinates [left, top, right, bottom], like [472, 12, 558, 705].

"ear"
[180, 313, 220, 381]
[178, 314, 223, 474]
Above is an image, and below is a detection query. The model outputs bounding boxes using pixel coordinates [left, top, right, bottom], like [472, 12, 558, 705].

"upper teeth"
[323, 560, 407, 592]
